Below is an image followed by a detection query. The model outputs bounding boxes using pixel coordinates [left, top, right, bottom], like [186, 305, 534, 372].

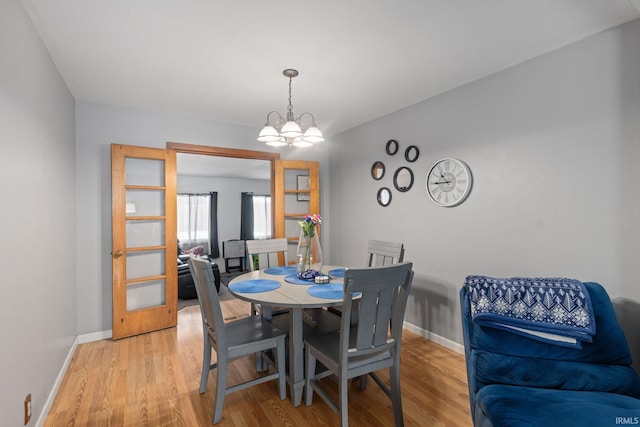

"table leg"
[289, 308, 304, 406]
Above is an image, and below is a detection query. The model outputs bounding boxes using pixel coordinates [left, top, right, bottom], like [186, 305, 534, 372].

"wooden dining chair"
[188, 255, 287, 424]
[304, 262, 414, 427]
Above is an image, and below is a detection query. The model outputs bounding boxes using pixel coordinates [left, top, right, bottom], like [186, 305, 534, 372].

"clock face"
[426, 158, 472, 207]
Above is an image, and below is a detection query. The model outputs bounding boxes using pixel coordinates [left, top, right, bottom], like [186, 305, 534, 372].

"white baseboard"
[35, 336, 79, 427]
[403, 321, 464, 355]
[78, 329, 112, 343]
[36, 329, 112, 426]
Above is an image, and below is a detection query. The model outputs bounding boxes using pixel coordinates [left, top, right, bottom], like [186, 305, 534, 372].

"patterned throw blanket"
[465, 276, 596, 348]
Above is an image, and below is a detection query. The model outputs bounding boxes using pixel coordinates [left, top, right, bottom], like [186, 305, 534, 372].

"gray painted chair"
[188, 255, 286, 424]
[366, 239, 405, 266]
[245, 238, 290, 318]
[329, 239, 405, 323]
[304, 262, 414, 427]
[245, 238, 291, 371]
[245, 238, 289, 272]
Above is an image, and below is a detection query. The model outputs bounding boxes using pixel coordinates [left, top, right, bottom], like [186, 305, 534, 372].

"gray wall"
[0, 0, 76, 424]
[327, 18, 640, 347]
[6, 3, 638, 422]
[75, 102, 331, 334]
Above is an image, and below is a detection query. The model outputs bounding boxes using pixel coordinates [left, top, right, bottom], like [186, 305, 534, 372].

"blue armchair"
[461, 280, 640, 426]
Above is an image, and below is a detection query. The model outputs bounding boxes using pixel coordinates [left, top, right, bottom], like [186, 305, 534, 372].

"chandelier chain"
[287, 77, 294, 114]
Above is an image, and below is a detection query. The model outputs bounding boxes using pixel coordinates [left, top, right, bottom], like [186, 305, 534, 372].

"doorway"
[169, 143, 279, 273]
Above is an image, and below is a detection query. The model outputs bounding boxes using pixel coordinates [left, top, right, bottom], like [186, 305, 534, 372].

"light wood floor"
[44, 297, 472, 426]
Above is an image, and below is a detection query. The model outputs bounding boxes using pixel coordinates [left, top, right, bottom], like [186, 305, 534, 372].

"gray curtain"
[209, 192, 219, 258]
[240, 192, 254, 241]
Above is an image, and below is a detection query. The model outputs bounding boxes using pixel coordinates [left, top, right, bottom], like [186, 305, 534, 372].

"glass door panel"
[126, 189, 165, 217]
[126, 220, 165, 248]
[126, 280, 166, 311]
[125, 158, 164, 186]
[126, 250, 165, 280]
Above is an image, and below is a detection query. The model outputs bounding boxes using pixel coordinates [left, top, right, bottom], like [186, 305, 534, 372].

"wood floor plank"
[44, 299, 471, 426]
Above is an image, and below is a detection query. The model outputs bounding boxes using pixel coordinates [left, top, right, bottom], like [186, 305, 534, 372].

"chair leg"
[389, 363, 404, 427]
[200, 338, 211, 393]
[358, 374, 367, 390]
[339, 374, 349, 427]
[277, 340, 286, 400]
[305, 347, 316, 406]
[254, 351, 265, 372]
[212, 357, 227, 424]
[253, 305, 270, 373]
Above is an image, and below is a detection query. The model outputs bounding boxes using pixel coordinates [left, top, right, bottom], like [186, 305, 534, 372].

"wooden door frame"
[166, 142, 281, 236]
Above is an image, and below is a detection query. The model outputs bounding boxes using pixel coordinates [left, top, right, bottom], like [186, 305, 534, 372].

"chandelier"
[257, 69, 324, 147]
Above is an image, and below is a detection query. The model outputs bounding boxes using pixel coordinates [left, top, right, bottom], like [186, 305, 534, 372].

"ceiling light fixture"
[257, 69, 324, 148]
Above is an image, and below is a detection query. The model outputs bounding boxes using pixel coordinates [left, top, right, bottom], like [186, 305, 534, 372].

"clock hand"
[436, 173, 451, 184]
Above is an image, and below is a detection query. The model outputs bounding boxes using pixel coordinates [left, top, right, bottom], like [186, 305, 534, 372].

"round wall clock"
[426, 158, 473, 207]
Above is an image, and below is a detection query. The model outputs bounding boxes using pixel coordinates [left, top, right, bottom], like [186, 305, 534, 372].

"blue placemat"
[229, 279, 281, 293]
[307, 284, 361, 299]
[264, 266, 297, 275]
[284, 274, 316, 285]
[328, 268, 346, 278]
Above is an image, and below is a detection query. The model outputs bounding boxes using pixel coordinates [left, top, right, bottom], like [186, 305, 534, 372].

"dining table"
[228, 265, 350, 407]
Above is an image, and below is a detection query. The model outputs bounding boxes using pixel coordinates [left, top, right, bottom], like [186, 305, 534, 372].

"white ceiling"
[21, 1, 640, 139]
[19, 1, 640, 179]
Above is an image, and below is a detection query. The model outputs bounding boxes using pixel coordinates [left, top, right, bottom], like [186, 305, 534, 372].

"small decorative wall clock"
[426, 158, 473, 207]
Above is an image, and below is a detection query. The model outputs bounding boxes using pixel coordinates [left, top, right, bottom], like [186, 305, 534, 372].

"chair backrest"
[340, 262, 414, 361]
[245, 238, 289, 271]
[188, 255, 226, 342]
[366, 239, 404, 267]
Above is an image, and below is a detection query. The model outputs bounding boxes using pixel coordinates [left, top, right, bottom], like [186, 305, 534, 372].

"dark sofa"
[178, 255, 220, 299]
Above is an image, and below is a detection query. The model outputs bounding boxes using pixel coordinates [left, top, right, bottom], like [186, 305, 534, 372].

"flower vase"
[296, 226, 323, 278]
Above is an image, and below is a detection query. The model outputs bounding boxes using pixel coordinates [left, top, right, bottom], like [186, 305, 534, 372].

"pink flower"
[300, 214, 322, 238]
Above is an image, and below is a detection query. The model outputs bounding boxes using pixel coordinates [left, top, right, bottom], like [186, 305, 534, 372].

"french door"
[273, 160, 320, 264]
[111, 144, 177, 339]
[110, 143, 318, 338]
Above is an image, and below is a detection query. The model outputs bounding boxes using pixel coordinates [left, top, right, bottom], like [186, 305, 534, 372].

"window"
[177, 193, 210, 253]
[252, 195, 272, 239]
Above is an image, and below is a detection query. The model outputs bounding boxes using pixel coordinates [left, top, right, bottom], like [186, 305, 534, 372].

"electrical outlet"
[24, 393, 31, 425]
